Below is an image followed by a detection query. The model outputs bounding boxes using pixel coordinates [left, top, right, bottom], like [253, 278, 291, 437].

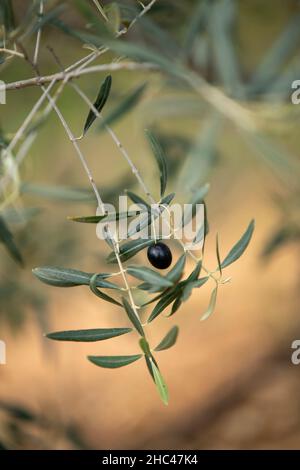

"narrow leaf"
[68, 211, 137, 224]
[200, 286, 218, 321]
[90, 274, 122, 306]
[0, 216, 23, 266]
[127, 266, 173, 288]
[145, 129, 168, 197]
[154, 326, 179, 352]
[122, 297, 144, 337]
[221, 219, 255, 269]
[106, 238, 155, 264]
[83, 75, 112, 135]
[150, 359, 169, 405]
[33, 266, 119, 289]
[46, 327, 132, 342]
[216, 233, 222, 276]
[88, 354, 142, 368]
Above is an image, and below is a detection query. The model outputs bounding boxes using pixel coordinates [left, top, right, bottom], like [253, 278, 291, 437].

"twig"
[2, 62, 156, 91]
[69, 81, 156, 205]
[33, 0, 44, 65]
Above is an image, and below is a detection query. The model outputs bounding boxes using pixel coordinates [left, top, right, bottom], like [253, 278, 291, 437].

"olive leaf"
[149, 359, 169, 405]
[221, 219, 255, 269]
[89, 274, 122, 306]
[154, 326, 179, 352]
[68, 211, 138, 224]
[46, 327, 132, 342]
[122, 297, 144, 337]
[147, 287, 181, 323]
[0, 216, 23, 266]
[83, 75, 112, 135]
[33, 266, 119, 289]
[106, 238, 157, 264]
[0, 0, 15, 31]
[126, 191, 151, 211]
[145, 129, 168, 197]
[88, 354, 142, 368]
[216, 233, 222, 276]
[139, 253, 186, 293]
[127, 266, 173, 288]
[200, 285, 218, 321]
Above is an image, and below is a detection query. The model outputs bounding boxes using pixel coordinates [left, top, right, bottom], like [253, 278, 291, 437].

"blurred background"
[0, 0, 300, 449]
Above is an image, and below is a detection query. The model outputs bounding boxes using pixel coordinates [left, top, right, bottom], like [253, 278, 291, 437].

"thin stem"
[70, 81, 156, 205]
[3, 62, 156, 91]
[39, 83, 105, 213]
[33, 0, 44, 65]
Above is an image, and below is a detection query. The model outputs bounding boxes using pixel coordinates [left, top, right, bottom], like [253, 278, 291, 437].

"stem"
[3, 62, 156, 91]
[33, 0, 44, 66]
[70, 81, 156, 205]
[39, 83, 106, 213]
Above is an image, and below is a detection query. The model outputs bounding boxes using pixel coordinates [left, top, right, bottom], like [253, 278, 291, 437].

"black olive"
[147, 242, 172, 270]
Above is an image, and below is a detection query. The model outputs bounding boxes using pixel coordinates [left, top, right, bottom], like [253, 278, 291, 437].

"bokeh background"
[0, 0, 300, 449]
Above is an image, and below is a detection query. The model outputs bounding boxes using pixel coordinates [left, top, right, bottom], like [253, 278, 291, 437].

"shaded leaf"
[68, 211, 137, 224]
[46, 327, 132, 342]
[0, 0, 15, 31]
[200, 286, 218, 321]
[89, 273, 122, 306]
[126, 191, 151, 211]
[139, 337, 151, 356]
[216, 233, 222, 275]
[122, 297, 144, 337]
[154, 326, 179, 352]
[145, 129, 168, 197]
[147, 287, 180, 323]
[83, 75, 112, 135]
[106, 238, 156, 264]
[127, 266, 173, 288]
[221, 219, 255, 269]
[150, 359, 169, 405]
[33, 266, 119, 289]
[88, 354, 142, 368]
[0, 216, 23, 266]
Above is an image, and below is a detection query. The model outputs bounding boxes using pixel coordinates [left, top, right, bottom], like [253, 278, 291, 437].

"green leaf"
[128, 193, 174, 237]
[122, 297, 144, 337]
[150, 359, 169, 405]
[147, 288, 180, 323]
[106, 238, 156, 264]
[68, 211, 137, 224]
[208, 0, 245, 99]
[21, 183, 95, 202]
[181, 276, 208, 303]
[89, 274, 122, 306]
[248, 13, 300, 95]
[139, 337, 151, 356]
[46, 327, 132, 342]
[0, 0, 15, 31]
[182, 0, 209, 56]
[177, 114, 221, 192]
[98, 83, 147, 130]
[216, 233, 222, 276]
[142, 253, 186, 293]
[221, 219, 255, 269]
[154, 326, 179, 352]
[32, 266, 119, 289]
[83, 75, 112, 135]
[145, 129, 168, 197]
[200, 286, 218, 321]
[181, 184, 209, 228]
[88, 354, 142, 368]
[127, 266, 173, 288]
[126, 191, 151, 211]
[0, 216, 23, 266]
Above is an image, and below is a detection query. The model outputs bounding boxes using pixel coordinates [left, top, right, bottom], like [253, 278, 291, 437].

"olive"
[147, 242, 172, 270]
